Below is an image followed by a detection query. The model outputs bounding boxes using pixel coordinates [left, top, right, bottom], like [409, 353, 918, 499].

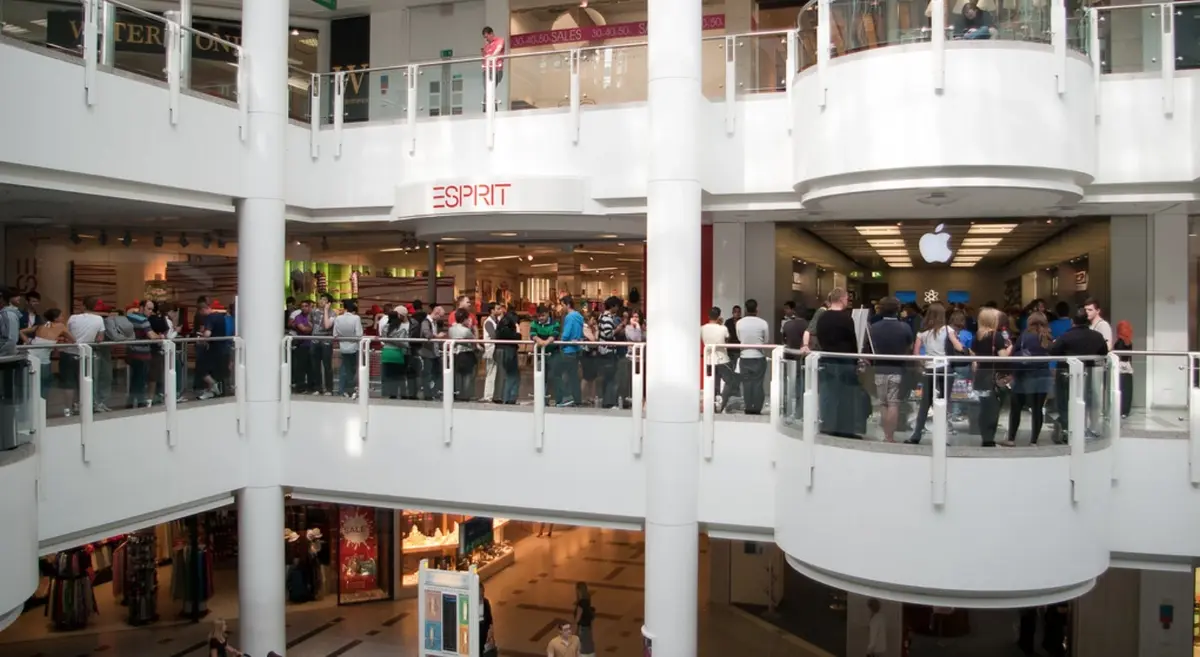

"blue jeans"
[339, 351, 358, 395]
[557, 352, 582, 404]
[128, 358, 149, 407]
[499, 348, 520, 403]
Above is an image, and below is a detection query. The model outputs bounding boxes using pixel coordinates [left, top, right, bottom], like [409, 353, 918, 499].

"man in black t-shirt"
[815, 288, 862, 438]
[723, 305, 742, 398]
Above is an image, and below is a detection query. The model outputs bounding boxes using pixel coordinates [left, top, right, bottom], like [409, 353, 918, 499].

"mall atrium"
[0, 0, 1199, 655]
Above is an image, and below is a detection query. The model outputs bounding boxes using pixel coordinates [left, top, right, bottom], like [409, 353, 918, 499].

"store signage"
[395, 178, 587, 218]
[46, 10, 244, 63]
[433, 184, 512, 210]
[418, 561, 480, 657]
[330, 16, 370, 123]
[510, 14, 725, 49]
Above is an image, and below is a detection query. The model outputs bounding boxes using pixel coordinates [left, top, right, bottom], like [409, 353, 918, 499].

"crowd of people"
[286, 293, 647, 408]
[702, 289, 1132, 448]
[3, 289, 235, 416]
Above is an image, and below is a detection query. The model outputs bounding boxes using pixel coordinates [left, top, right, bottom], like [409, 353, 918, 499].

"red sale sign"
[432, 183, 512, 210]
[510, 14, 726, 49]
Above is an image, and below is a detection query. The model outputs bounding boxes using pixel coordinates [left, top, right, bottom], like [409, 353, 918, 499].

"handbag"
[992, 334, 1013, 389]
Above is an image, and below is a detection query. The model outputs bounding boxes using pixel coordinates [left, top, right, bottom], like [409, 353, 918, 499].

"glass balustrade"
[1096, 4, 1163, 74]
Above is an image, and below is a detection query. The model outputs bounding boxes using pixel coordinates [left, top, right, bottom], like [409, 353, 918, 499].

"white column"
[644, 0, 701, 654]
[712, 222, 745, 317]
[237, 0, 288, 652]
[1146, 209, 1189, 408]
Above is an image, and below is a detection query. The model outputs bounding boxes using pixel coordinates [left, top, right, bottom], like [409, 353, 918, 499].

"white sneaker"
[198, 390, 215, 401]
[714, 395, 724, 413]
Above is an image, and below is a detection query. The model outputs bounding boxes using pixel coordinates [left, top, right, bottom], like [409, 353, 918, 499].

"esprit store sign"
[432, 183, 512, 210]
[510, 14, 726, 49]
[395, 178, 586, 218]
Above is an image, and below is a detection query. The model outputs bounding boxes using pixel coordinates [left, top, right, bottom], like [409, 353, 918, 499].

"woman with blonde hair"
[209, 618, 243, 657]
[1005, 311, 1052, 446]
[972, 307, 1011, 447]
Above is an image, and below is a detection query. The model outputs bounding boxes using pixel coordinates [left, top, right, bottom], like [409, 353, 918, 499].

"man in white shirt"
[1083, 297, 1113, 434]
[865, 598, 887, 657]
[735, 299, 771, 415]
[332, 300, 363, 398]
[700, 306, 732, 412]
[66, 296, 108, 413]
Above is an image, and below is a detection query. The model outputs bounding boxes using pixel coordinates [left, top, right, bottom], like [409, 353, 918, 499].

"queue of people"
[289, 293, 647, 408]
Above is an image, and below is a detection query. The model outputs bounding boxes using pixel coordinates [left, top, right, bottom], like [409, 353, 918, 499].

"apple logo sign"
[919, 224, 953, 264]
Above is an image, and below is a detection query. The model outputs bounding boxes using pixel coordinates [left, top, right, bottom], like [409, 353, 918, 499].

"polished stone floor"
[0, 527, 822, 657]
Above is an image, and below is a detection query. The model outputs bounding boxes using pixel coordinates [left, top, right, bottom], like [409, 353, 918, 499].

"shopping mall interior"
[1, 197, 1198, 655]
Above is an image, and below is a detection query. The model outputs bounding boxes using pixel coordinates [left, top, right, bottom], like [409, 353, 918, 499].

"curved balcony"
[773, 351, 1116, 606]
[792, 0, 1095, 217]
[0, 356, 40, 630]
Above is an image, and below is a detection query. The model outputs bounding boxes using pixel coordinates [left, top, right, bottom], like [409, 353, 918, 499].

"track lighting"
[321, 236, 330, 251]
[121, 230, 132, 247]
[179, 233, 189, 248]
[203, 233, 213, 249]
[69, 229, 81, 245]
[98, 230, 108, 246]
[154, 232, 164, 247]
[217, 234, 227, 249]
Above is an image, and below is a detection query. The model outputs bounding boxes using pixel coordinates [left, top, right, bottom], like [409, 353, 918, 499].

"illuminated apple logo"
[919, 224, 953, 264]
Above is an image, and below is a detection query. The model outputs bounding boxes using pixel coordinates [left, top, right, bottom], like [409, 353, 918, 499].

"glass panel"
[579, 43, 647, 106]
[714, 344, 773, 416]
[506, 50, 572, 111]
[735, 32, 790, 96]
[828, 0, 911, 56]
[287, 68, 312, 122]
[400, 511, 514, 592]
[317, 73, 335, 125]
[1176, 4, 1200, 71]
[189, 51, 239, 104]
[0, 0, 80, 54]
[366, 67, 407, 122]
[701, 37, 726, 101]
[798, 3, 820, 72]
[1068, 10, 1089, 57]
[1098, 5, 1162, 74]
[994, 0, 1051, 43]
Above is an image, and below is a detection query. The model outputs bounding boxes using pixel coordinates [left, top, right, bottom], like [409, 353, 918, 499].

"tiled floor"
[0, 527, 823, 657]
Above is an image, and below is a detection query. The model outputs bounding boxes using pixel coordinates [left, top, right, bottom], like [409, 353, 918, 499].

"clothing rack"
[170, 544, 214, 617]
[115, 532, 159, 625]
[44, 548, 97, 630]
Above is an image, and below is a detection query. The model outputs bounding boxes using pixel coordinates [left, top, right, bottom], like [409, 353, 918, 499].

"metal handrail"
[105, 0, 241, 53]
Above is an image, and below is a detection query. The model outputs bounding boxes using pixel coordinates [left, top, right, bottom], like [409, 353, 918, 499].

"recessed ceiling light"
[597, 234, 619, 238]
[490, 232, 518, 237]
[953, 257, 981, 264]
[956, 248, 992, 256]
[886, 262, 913, 268]
[874, 249, 909, 257]
[856, 226, 901, 236]
[961, 238, 1001, 247]
[950, 262, 977, 268]
[380, 247, 407, 252]
[868, 239, 905, 248]
[968, 224, 1017, 234]
[441, 237, 464, 241]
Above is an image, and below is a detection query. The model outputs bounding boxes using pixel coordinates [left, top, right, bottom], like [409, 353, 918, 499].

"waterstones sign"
[46, 10, 243, 62]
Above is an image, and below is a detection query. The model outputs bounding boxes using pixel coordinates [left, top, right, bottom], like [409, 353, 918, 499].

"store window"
[336, 505, 395, 604]
[400, 511, 515, 592]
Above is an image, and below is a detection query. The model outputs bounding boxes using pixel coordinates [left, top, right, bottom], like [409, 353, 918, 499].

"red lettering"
[431, 183, 513, 211]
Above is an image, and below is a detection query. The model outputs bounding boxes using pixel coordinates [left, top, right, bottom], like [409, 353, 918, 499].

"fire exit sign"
[311, 0, 336, 9]
[440, 49, 454, 58]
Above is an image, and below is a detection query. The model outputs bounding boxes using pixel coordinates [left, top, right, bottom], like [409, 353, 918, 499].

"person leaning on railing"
[1048, 307, 1109, 444]
[494, 304, 521, 404]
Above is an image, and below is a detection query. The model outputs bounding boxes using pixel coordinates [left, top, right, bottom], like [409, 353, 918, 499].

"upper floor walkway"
[2, 335, 1199, 624]
[2, 0, 1199, 234]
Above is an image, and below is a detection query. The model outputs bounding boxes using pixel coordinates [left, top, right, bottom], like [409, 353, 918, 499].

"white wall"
[37, 403, 246, 546]
[793, 44, 1096, 214]
[0, 40, 244, 205]
[1108, 437, 1200, 559]
[774, 436, 1113, 605]
[1094, 75, 1199, 185]
[0, 446, 37, 622]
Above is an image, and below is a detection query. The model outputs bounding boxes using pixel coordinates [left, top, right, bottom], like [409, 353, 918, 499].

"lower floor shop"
[0, 524, 816, 657]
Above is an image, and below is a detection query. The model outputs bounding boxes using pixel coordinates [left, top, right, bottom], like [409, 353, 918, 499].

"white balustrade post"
[358, 337, 370, 439]
[237, 50, 249, 141]
[279, 337, 292, 433]
[817, 0, 831, 107]
[1161, 3, 1175, 115]
[1068, 358, 1086, 501]
[442, 341, 454, 445]
[79, 344, 93, 463]
[83, 0, 99, 105]
[770, 347, 783, 431]
[309, 74, 321, 158]
[930, 360, 948, 506]
[801, 352, 820, 487]
[99, 0, 116, 67]
[723, 35, 736, 134]
[485, 62, 497, 149]
[533, 344, 546, 451]
[407, 64, 419, 154]
[1090, 8, 1101, 116]
[569, 49, 582, 143]
[631, 344, 645, 456]
[931, 0, 946, 90]
[164, 340, 178, 447]
[165, 17, 181, 124]
[235, 337, 247, 436]
[333, 70, 346, 157]
[1052, 0, 1067, 94]
[785, 29, 797, 134]
[1189, 354, 1200, 484]
[1107, 352, 1121, 483]
[702, 345, 715, 460]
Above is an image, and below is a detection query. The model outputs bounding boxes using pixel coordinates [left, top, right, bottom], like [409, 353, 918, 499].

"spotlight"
[526, 255, 533, 262]
[202, 233, 212, 249]
[70, 229, 81, 245]
[98, 230, 108, 246]
[179, 233, 189, 248]
[321, 236, 330, 251]
[121, 230, 132, 247]
[154, 232, 164, 247]
[217, 233, 227, 249]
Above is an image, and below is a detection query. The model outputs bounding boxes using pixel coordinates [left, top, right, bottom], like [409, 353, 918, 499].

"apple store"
[774, 217, 1111, 322]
